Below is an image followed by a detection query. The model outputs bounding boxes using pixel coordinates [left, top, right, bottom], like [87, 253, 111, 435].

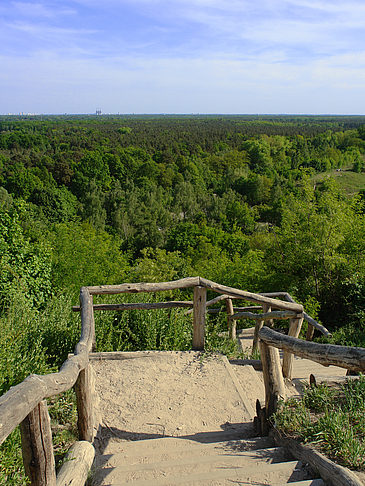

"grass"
[273, 376, 365, 470]
[313, 167, 365, 195]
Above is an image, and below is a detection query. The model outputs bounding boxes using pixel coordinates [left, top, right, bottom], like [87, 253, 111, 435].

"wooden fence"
[0, 276, 362, 486]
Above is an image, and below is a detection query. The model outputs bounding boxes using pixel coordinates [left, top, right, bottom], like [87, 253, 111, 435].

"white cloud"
[12, 1, 76, 18]
[1, 0, 364, 113]
[1, 48, 364, 114]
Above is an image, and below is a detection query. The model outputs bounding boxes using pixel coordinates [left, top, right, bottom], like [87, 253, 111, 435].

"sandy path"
[91, 351, 255, 451]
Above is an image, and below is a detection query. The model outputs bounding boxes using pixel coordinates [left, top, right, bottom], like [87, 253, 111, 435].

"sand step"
[91, 437, 314, 485]
[97, 435, 275, 457]
[96, 446, 290, 471]
[91, 351, 324, 485]
[94, 459, 308, 485]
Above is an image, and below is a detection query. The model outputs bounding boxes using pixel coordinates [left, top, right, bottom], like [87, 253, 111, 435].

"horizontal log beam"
[86, 277, 200, 295]
[200, 278, 303, 312]
[56, 441, 95, 486]
[70, 351, 156, 361]
[230, 310, 298, 321]
[259, 327, 365, 372]
[0, 353, 88, 445]
[260, 292, 331, 336]
[72, 301, 194, 312]
[186, 303, 262, 316]
[207, 306, 262, 315]
[182, 293, 239, 316]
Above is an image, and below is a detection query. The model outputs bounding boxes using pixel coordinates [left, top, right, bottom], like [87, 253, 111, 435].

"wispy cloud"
[8, 20, 97, 37]
[12, 1, 76, 18]
[1, 0, 364, 113]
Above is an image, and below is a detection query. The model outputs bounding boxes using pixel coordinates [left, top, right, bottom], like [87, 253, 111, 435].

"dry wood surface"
[260, 292, 330, 336]
[72, 301, 194, 312]
[20, 400, 56, 486]
[200, 278, 303, 312]
[259, 327, 365, 371]
[56, 441, 95, 486]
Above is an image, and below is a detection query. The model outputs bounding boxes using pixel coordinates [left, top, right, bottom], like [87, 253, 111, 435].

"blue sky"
[0, 0, 364, 114]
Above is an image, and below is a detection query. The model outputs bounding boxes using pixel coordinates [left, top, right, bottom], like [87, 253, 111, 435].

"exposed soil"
[91, 351, 257, 453]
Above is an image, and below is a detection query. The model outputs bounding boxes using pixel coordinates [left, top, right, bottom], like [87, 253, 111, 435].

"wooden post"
[226, 298, 236, 340]
[259, 339, 286, 428]
[75, 365, 94, 442]
[90, 295, 96, 352]
[193, 286, 206, 350]
[266, 305, 273, 328]
[306, 323, 315, 341]
[282, 316, 304, 380]
[20, 400, 56, 486]
[56, 441, 95, 486]
[252, 305, 269, 354]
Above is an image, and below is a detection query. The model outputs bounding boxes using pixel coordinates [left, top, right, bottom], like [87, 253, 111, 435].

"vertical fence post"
[226, 298, 236, 340]
[75, 364, 94, 441]
[282, 315, 304, 379]
[259, 340, 286, 434]
[90, 294, 96, 352]
[193, 286, 206, 350]
[20, 400, 56, 486]
[75, 287, 95, 442]
[252, 304, 270, 354]
[306, 323, 315, 341]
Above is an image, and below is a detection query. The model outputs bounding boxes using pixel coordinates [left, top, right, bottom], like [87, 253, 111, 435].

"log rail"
[0, 277, 337, 485]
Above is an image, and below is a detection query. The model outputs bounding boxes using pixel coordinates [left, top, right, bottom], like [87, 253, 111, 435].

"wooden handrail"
[86, 276, 200, 295]
[260, 292, 331, 337]
[229, 310, 298, 321]
[0, 279, 312, 445]
[0, 287, 94, 445]
[200, 278, 303, 312]
[259, 327, 365, 372]
[72, 301, 194, 312]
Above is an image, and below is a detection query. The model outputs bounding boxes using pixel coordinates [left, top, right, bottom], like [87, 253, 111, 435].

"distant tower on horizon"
[96, 108, 102, 115]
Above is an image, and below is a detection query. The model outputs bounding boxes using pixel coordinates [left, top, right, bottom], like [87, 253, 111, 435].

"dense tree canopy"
[0, 114, 364, 331]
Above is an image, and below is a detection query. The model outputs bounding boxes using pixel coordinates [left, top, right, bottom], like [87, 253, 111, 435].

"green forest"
[0, 114, 365, 483]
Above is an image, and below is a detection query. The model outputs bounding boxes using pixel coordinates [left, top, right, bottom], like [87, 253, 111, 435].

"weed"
[273, 376, 365, 470]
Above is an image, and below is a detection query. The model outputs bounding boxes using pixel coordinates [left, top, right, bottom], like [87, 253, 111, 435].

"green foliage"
[30, 186, 79, 223]
[0, 428, 28, 485]
[265, 177, 364, 327]
[50, 221, 130, 294]
[0, 292, 50, 396]
[273, 377, 365, 470]
[132, 248, 192, 283]
[94, 299, 193, 352]
[0, 115, 365, 480]
[0, 201, 52, 311]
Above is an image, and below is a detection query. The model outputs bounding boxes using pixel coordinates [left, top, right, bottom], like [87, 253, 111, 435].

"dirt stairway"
[89, 351, 325, 485]
[90, 435, 324, 485]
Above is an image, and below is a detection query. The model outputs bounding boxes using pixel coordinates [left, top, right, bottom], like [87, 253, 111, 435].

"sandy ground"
[91, 351, 257, 452]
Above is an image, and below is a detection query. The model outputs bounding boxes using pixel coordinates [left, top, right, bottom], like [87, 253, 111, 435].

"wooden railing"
[0, 277, 334, 485]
